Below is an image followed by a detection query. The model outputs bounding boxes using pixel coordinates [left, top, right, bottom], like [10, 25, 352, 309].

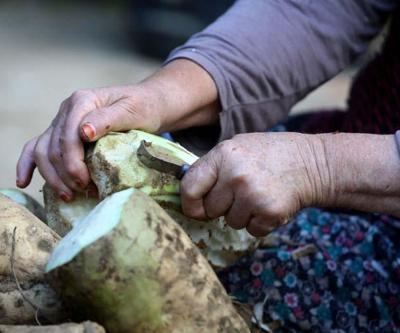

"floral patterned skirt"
[218, 207, 400, 333]
[169, 110, 400, 332]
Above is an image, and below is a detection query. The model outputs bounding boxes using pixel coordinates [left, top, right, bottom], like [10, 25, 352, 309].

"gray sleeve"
[165, 0, 397, 154]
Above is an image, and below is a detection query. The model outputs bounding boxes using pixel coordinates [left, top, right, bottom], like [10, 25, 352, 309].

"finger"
[34, 131, 74, 201]
[79, 102, 148, 142]
[246, 215, 278, 238]
[58, 105, 91, 188]
[16, 138, 38, 188]
[180, 153, 219, 220]
[225, 195, 252, 230]
[49, 111, 85, 191]
[203, 181, 233, 219]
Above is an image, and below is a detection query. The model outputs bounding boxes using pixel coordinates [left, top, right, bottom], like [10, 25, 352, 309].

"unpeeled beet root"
[0, 194, 65, 324]
[46, 189, 250, 333]
[0, 189, 46, 222]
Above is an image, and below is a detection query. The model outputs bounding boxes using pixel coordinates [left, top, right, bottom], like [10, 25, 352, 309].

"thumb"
[79, 103, 149, 142]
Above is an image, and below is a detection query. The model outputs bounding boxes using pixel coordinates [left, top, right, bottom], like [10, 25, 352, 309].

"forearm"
[316, 133, 400, 217]
[167, 0, 394, 140]
[138, 59, 220, 133]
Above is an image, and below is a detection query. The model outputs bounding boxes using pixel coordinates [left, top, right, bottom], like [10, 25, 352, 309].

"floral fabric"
[218, 208, 400, 332]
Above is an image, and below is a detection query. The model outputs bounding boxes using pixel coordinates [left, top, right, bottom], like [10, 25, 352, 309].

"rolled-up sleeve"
[165, 0, 397, 153]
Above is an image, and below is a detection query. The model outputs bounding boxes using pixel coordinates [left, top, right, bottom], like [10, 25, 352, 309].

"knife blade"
[137, 140, 190, 180]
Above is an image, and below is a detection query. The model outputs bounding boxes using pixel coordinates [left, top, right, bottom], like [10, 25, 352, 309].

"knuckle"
[48, 150, 61, 164]
[181, 187, 197, 201]
[70, 89, 95, 103]
[23, 138, 36, 152]
[58, 134, 68, 148]
[33, 145, 46, 163]
[56, 100, 71, 121]
[64, 161, 82, 179]
[229, 172, 249, 189]
[265, 202, 287, 219]
[59, 99, 69, 111]
[70, 89, 86, 99]
[180, 180, 198, 200]
[215, 139, 235, 154]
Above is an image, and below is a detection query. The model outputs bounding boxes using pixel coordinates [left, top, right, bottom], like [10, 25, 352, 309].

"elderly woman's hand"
[180, 132, 332, 237]
[181, 132, 400, 237]
[16, 60, 219, 201]
[17, 86, 163, 201]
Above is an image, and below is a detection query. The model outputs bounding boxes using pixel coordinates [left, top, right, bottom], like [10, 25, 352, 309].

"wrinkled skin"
[180, 132, 326, 237]
[16, 86, 161, 200]
[181, 132, 400, 236]
[16, 60, 219, 201]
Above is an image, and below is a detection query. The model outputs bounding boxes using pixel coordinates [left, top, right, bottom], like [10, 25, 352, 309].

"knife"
[137, 140, 190, 180]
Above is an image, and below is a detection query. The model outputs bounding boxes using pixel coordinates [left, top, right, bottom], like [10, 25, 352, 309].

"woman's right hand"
[16, 60, 219, 201]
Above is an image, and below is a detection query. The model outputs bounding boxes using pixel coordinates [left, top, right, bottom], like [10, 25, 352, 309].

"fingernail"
[59, 192, 72, 202]
[16, 179, 22, 188]
[81, 123, 96, 141]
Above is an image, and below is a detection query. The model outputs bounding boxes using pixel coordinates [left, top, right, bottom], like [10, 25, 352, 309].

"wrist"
[316, 133, 400, 215]
[296, 134, 337, 208]
[138, 59, 220, 133]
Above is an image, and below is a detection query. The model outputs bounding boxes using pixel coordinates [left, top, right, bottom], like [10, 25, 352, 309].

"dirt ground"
[0, 1, 352, 204]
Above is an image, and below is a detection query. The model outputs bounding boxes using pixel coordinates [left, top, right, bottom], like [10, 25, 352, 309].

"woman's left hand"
[181, 132, 331, 237]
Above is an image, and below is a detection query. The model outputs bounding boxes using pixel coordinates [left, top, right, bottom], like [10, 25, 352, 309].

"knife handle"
[176, 163, 190, 180]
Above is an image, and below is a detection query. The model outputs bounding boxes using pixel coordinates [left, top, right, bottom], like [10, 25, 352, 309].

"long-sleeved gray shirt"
[166, 0, 398, 155]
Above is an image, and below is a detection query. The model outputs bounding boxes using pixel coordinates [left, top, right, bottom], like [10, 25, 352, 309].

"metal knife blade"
[137, 140, 190, 180]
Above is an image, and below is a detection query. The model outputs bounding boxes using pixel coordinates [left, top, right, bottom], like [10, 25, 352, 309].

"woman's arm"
[180, 132, 400, 236]
[169, 0, 397, 145]
[320, 133, 400, 217]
